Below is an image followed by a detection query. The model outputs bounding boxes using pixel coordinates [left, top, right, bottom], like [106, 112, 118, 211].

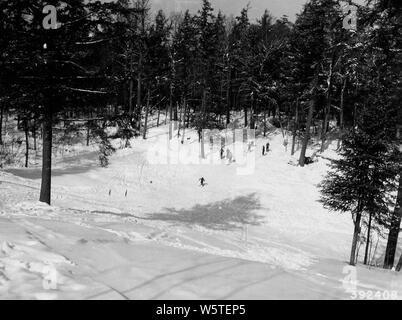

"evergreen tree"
[320, 102, 398, 265]
[4, 0, 114, 204]
[173, 10, 198, 112]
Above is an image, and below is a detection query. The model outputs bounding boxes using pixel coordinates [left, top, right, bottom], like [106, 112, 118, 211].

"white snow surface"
[1, 124, 402, 300]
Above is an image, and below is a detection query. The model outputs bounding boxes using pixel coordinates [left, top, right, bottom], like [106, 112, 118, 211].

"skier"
[226, 148, 232, 164]
[262, 146, 266, 156]
[283, 138, 289, 152]
[199, 177, 206, 187]
[266, 142, 270, 152]
[220, 147, 225, 159]
[248, 141, 255, 152]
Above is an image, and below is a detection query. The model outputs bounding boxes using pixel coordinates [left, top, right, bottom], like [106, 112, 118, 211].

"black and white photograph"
[0, 0, 401, 302]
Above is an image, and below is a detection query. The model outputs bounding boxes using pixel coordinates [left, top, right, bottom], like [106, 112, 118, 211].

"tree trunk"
[299, 69, 319, 166]
[321, 54, 335, 152]
[157, 105, 161, 127]
[136, 80, 142, 132]
[143, 89, 150, 139]
[200, 90, 207, 159]
[364, 212, 373, 265]
[200, 129, 205, 159]
[371, 238, 379, 266]
[39, 109, 53, 205]
[177, 100, 182, 138]
[396, 252, 402, 272]
[340, 77, 346, 131]
[24, 118, 29, 168]
[33, 117, 37, 151]
[226, 68, 232, 125]
[0, 102, 4, 145]
[338, 77, 347, 149]
[128, 78, 134, 115]
[350, 209, 362, 266]
[136, 52, 142, 132]
[181, 98, 187, 144]
[86, 121, 90, 146]
[353, 103, 358, 133]
[169, 84, 173, 140]
[244, 106, 248, 128]
[291, 100, 299, 156]
[174, 102, 178, 122]
[384, 174, 402, 269]
[185, 103, 190, 128]
[202, 89, 207, 115]
[299, 98, 314, 167]
[250, 93, 255, 129]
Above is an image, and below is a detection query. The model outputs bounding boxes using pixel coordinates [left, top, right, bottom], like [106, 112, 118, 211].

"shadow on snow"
[147, 193, 264, 231]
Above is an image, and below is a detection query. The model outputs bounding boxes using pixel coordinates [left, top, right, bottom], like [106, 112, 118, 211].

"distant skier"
[262, 146, 266, 156]
[266, 142, 270, 152]
[199, 177, 206, 187]
[283, 138, 289, 151]
[109, 189, 111, 196]
[226, 148, 234, 164]
[125, 190, 128, 197]
[220, 147, 225, 159]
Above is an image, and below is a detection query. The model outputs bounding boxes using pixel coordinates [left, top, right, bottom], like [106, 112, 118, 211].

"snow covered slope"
[1, 125, 401, 299]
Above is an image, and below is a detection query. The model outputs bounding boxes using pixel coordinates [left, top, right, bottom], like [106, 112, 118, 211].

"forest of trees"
[0, 0, 401, 270]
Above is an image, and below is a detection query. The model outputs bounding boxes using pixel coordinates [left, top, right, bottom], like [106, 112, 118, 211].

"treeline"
[0, 0, 401, 269]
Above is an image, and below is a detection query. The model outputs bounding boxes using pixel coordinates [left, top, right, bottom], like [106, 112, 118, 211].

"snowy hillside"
[1, 124, 401, 300]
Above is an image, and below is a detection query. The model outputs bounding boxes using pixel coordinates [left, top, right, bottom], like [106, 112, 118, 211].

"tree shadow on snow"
[147, 193, 264, 231]
[4, 163, 98, 180]
[4, 151, 100, 180]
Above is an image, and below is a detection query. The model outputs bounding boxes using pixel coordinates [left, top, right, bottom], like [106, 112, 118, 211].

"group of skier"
[199, 141, 272, 187]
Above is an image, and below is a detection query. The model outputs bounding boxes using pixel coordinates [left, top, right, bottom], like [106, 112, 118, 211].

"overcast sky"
[100, 1, 366, 22]
[151, 0, 309, 21]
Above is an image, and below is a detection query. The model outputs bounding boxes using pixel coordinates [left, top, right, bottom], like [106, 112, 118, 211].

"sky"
[151, 0, 309, 21]
[100, 0, 367, 23]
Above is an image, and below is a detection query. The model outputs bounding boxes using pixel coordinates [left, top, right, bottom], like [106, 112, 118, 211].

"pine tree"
[195, 0, 218, 120]
[320, 102, 398, 266]
[4, 0, 114, 204]
[173, 10, 198, 112]
[366, 0, 402, 270]
[288, 0, 346, 165]
[144, 9, 171, 138]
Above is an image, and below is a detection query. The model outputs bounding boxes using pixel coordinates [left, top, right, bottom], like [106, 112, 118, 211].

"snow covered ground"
[1, 123, 401, 300]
